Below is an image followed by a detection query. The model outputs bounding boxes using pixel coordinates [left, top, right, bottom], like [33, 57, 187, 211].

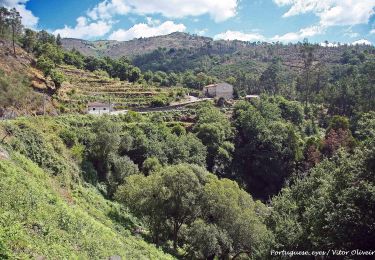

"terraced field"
[56, 65, 196, 113]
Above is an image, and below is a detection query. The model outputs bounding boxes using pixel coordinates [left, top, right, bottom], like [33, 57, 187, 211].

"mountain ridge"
[61, 32, 214, 57]
[61, 32, 374, 68]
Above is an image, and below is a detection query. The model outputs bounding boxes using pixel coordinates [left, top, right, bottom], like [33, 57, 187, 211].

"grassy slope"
[0, 118, 173, 259]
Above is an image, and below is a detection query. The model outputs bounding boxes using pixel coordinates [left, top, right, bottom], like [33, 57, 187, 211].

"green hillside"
[1, 6, 375, 259]
[0, 118, 173, 259]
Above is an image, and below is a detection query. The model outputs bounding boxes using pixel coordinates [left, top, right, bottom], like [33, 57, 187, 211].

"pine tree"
[8, 8, 23, 56]
[56, 33, 62, 46]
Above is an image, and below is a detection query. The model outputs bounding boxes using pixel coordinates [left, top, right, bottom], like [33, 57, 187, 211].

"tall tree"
[8, 8, 22, 56]
[22, 28, 37, 52]
[0, 7, 10, 37]
[259, 58, 283, 95]
[56, 33, 62, 46]
[298, 39, 315, 106]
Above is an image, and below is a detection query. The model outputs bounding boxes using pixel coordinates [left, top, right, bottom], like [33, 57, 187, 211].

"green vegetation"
[0, 118, 173, 259]
[2, 102, 374, 258]
[117, 164, 273, 258]
[1, 6, 375, 260]
[269, 143, 375, 252]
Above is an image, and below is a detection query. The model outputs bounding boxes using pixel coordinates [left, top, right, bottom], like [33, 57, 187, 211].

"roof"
[87, 102, 111, 107]
[203, 82, 233, 89]
[246, 95, 260, 99]
[203, 84, 217, 89]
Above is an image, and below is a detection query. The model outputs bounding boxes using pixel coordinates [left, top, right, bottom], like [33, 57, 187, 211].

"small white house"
[245, 95, 260, 100]
[87, 102, 112, 115]
[203, 83, 234, 99]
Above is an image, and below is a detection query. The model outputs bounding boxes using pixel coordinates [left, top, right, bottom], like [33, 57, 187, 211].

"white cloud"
[344, 32, 360, 38]
[214, 30, 265, 41]
[271, 25, 324, 42]
[370, 29, 375, 34]
[195, 28, 208, 36]
[320, 41, 339, 47]
[352, 39, 372, 45]
[0, 0, 39, 28]
[53, 17, 112, 39]
[108, 21, 186, 41]
[273, 0, 375, 27]
[343, 27, 360, 38]
[87, 0, 131, 20]
[87, 0, 238, 22]
[146, 16, 161, 26]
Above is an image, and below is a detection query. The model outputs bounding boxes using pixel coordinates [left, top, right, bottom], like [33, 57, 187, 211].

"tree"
[35, 43, 64, 64]
[88, 118, 121, 182]
[8, 8, 22, 56]
[37, 30, 56, 45]
[56, 33, 62, 46]
[198, 177, 273, 259]
[186, 219, 231, 259]
[233, 100, 303, 199]
[116, 164, 273, 258]
[259, 58, 283, 95]
[0, 7, 10, 37]
[142, 157, 161, 175]
[36, 55, 55, 76]
[143, 70, 153, 82]
[63, 50, 84, 69]
[194, 104, 233, 173]
[21, 28, 37, 53]
[277, 97, 304, 125]
[355, 112, 375, 141]
[298, 39, 315, 106]
[167, 72, 179, 86]
[225, 76, 236, 86]
[321, 115, 355, 157]
[107, 154, 139, 196]
[116, 164, 209, 249]
[128, 66, 141, 82]
[50, 69, 66, 89]
[269, 145, 375, 252]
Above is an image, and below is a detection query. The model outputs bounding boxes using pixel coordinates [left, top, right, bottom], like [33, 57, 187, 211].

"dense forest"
[1, 6, 375, 259]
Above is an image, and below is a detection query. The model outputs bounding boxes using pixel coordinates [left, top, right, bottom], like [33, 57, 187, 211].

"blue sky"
[2, 0, 375, 45]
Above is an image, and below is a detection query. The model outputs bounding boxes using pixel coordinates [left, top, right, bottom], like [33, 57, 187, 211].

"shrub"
[36, 55, 55, 76]
[59, 129, 77, 148]
[50, 69, 66, 88]
[151, 95, 170, 107]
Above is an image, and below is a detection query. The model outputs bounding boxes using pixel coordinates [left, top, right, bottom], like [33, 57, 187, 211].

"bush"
[59, 129, 77, 148]
[36, 55, 55, 76]
[50, 69, 66, 88]
[7, 123, 67, 176]
[151, 95, 170, 107]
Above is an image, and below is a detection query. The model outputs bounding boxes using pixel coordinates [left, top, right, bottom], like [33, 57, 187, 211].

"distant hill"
[61, 32, 374, 64]
[61, 32, 213, 58]
[61, 32, 375, 80]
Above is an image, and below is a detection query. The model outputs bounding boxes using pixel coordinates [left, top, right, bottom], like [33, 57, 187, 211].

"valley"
[0, 4, 375, 259]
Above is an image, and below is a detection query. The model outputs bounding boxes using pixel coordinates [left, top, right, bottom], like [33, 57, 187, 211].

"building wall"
[204, 87, 217, 97]
[203, 83, 234, 99]
[88, 106, 111, 115]
[215, 83, 233, 99]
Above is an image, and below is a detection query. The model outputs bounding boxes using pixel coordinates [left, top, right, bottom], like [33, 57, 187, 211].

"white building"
[203, 83, 234, 99]
[87, 102, 112, 115]
[245, 95, 260, 100]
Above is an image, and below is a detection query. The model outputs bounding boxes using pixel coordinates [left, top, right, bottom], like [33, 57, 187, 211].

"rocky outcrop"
[0, 146, 9, 160]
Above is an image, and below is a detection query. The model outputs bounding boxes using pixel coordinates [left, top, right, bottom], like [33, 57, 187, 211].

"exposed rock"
[0, 146, 9, 160]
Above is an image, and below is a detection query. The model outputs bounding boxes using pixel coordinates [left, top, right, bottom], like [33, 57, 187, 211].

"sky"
[1, 0, 375, 45]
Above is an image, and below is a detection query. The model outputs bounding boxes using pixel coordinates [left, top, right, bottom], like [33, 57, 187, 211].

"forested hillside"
[1, 6, 375, 260]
